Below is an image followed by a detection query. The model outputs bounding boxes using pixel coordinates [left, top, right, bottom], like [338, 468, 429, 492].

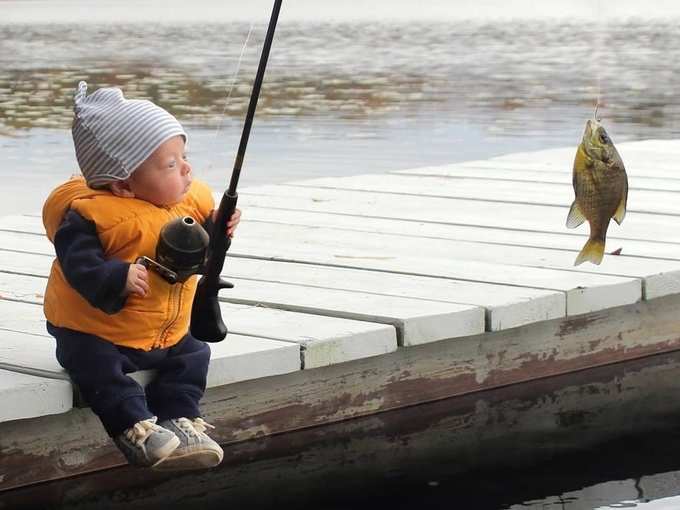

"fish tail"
[574, 238, 605, 266]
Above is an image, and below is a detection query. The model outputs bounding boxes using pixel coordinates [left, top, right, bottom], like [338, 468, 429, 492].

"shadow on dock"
[6, 351, 680, 510]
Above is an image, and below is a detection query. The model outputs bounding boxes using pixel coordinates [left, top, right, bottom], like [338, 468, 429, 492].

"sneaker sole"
[151, 449, 223, 471]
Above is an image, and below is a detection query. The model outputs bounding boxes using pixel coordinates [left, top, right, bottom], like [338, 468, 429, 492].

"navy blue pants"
[47, 323, 211, 437]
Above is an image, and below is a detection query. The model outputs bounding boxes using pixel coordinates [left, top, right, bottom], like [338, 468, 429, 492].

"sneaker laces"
[192, 417, 216, 434]
[125, 417, 162, 447]
[174, 416, 215, 436]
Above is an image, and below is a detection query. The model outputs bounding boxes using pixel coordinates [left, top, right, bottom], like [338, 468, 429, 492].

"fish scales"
[566, 119, 628, 266]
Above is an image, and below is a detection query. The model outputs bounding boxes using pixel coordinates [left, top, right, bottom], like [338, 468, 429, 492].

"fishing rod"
[190, 0, 283, 342]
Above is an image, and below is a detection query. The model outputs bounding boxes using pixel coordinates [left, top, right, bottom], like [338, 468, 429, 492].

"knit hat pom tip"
[74, 81, 88, 109]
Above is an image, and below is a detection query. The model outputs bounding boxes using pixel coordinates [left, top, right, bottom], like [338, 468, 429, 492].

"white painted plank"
[4, 194, 680, 262]
[0, 270, 48, 303]
[0, 261, 473, 350]
[456, 142, 680, 178]
[0, 234, 499, 338]
[621, 140, 680, 153]
[230, 221, 666, 301]
[205, 335, 300, 387]
[0, 204, 650, 316]
[4, 202, 680, 265]
[0, 214, 43, 234]
[0, 329, 63, 378]
[220, 278, 485, 346]
[0, 245, 561, 333]
[201, 194, 680, 301]
[234, 224, 680, 299]
[0, 299, 48, 337]
[498, 141, 680, 163]
[222, 306, 395, 367]
[496, 140, 680, 161]
[0, 281, 398, 369]
[0, 225, 637, 318]
[0, 369, 72, 422]
[453, 157, 680, 178]
[0, 229, 51, 254]
[289, 173, 680, 216]
[227, 244, 641, 317]
[231, 206, 680, 262]
[0, 220, 640, 317]
[236, 184, 680, 246]
[4, 210, 680, 265]
[1, 217, 655, 331]
[0, 325, 300, 389]
[210, 258, 563, 332]
[396, 165, 680, 192]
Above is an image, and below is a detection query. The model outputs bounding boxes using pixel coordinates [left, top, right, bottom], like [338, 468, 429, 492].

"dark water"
[8, 351, 680, 510]
[1, 17, 680, 216]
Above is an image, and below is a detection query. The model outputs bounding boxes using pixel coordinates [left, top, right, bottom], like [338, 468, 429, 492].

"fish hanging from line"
[566, 119, 628, 266]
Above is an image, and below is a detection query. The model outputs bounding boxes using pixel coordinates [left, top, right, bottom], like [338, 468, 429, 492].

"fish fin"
[566, 201, 586, 229]
[613, 181, 628, 225]
[574, 239, 605, 266]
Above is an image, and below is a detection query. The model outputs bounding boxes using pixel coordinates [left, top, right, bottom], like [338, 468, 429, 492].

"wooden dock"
[2, 139, 680, 495]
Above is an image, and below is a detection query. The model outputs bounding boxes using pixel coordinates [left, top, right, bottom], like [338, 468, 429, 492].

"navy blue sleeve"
[53, 210, 130, 314]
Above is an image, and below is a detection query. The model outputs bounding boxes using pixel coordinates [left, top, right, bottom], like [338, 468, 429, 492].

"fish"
[566, 119, 628, 265]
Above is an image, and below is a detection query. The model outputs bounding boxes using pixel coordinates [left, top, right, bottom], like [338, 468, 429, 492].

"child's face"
[127, 135, 192, 206]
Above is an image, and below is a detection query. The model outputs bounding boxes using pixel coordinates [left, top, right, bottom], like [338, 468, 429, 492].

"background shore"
[2, 1, 680, 216]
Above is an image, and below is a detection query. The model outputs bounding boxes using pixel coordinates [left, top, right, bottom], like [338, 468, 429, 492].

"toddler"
[42, 81, 240, 470]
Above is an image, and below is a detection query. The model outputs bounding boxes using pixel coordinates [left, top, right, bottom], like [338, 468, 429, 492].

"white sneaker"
[113, 417, 180, 468]
[154, 417, 224, 471]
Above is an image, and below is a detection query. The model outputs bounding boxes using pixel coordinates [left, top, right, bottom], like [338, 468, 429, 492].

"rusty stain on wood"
[558, 312, 605, 337]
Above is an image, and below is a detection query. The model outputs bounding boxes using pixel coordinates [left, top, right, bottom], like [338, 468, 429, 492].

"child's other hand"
[211, 208, 242, 238]
[227, 208, 241, 238]
[125, 263, 149, 297]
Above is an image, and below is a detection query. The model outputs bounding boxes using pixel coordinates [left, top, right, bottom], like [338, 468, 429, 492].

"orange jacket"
[43, 177, 214, 351]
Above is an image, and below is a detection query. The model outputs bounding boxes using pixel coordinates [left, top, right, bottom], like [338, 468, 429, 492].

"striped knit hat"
[72, 81, 187, 189]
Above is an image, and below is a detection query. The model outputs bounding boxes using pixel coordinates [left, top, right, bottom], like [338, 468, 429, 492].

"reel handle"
[136, 256, 178, 284]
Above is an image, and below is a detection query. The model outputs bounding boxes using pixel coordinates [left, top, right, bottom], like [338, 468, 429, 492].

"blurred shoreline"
[2, 4, 679, 216]
[3, 0, 680, 23]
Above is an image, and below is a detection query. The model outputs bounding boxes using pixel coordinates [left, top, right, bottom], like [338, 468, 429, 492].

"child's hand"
[211, 208, 242, 238]
[125, 263, 149, 297]
[227, 208, 241, 238]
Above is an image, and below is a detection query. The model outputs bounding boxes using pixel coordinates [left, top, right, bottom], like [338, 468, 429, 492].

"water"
[1, 1, 680, 217]
[2, 3, 680, 507]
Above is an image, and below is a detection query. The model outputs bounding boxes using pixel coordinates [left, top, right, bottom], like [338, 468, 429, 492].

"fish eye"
[599, 132, 610, 144]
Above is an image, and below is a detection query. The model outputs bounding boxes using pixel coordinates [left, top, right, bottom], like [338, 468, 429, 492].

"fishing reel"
[137, 216, 211, 284]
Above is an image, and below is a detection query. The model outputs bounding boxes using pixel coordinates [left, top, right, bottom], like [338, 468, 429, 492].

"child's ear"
[109, 180, 135, 198]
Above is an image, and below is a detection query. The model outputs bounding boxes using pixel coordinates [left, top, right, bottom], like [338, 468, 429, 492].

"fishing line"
[214, 23, 256, 138]
[206, 22, 256, 172]
[593, 0, 604, 120]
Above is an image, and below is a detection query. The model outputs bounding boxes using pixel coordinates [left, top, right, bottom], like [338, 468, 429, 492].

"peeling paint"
[58, 451, 89, 468]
